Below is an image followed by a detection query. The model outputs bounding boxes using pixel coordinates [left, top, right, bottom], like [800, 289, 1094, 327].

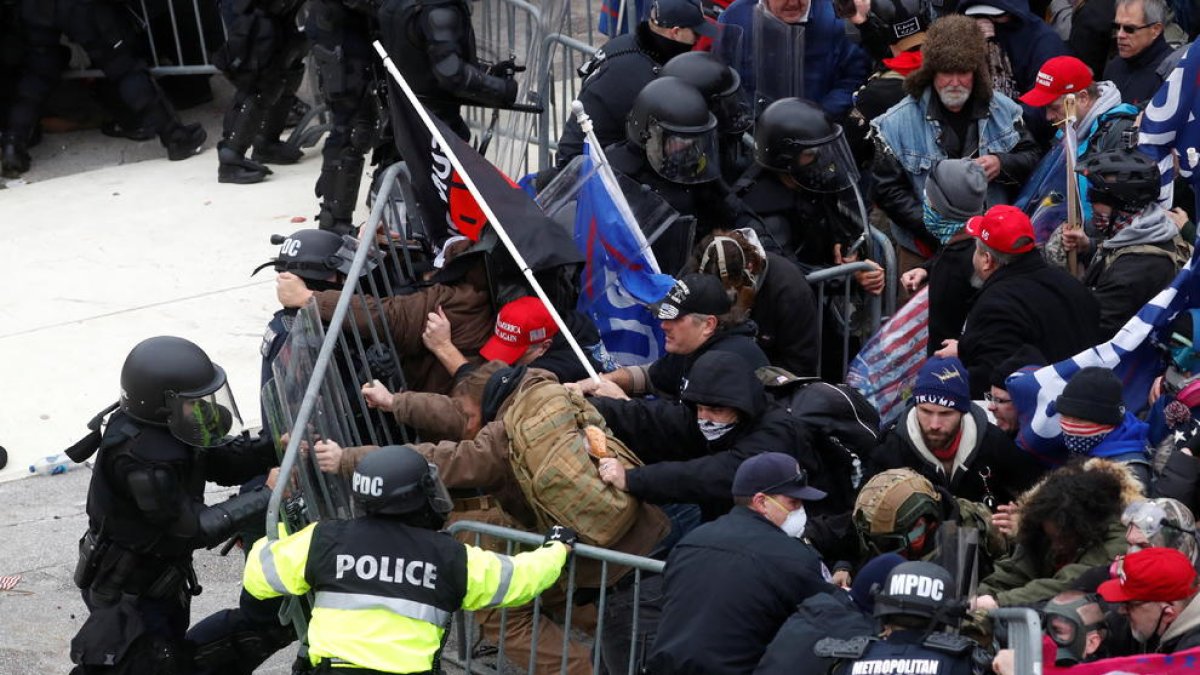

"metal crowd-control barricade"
[63, 0, 226, 79]
[445, 521, 665, 675]
[990, 608, 1044, 675]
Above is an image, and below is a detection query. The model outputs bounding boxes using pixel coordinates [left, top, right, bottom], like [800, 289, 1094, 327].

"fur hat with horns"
[904, 14, 992, 102]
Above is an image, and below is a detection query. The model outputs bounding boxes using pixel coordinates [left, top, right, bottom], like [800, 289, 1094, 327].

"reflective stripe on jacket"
[244, 518, 567, 672]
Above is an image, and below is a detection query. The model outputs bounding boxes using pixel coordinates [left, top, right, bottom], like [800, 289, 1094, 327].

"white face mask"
[768, 497, 808, 538]
[698, 418, 736, 441]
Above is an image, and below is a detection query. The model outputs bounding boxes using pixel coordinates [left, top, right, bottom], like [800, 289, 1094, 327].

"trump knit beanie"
[911, 356, 971, 413]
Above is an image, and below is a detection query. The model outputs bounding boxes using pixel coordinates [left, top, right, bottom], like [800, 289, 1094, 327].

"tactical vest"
[85, 413, 207, 559]
[307, 518, 469, 627]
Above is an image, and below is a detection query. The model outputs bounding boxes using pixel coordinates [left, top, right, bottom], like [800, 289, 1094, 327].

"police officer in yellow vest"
[244, 445, 576, 674]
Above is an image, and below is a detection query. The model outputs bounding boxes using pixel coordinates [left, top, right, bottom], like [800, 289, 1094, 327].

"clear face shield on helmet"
[1122, 500, 1198, 553]
[424, 463, 454, 518]
[645, 119, 721, 185]
[787, 130, 860, 193]
[167, 381, 244, 448]
[752, 2, 806, 114]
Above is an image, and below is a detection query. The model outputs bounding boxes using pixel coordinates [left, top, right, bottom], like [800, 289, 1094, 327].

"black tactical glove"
[487, 58, 525, 80]
[543, 525, 578, 550]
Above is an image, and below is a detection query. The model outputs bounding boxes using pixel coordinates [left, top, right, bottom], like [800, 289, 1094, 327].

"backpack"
[503, 377, 644, 547]
[759, 367, 882, 512]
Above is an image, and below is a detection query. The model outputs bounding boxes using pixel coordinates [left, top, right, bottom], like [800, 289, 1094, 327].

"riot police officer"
[182, 229, 373, 675]
[243, 444, 577, 673]
[67, 336, 279, 674]
[1, 0, 206, 176]
[378, 0, 523, 142]
[736, 97, 867, 269]
[606, 76, 764, 267]
[308, 0, 386, 234]
[660, 51, 753, 182]
[214, 0, 310, 184]
[815, 561, 991, 674]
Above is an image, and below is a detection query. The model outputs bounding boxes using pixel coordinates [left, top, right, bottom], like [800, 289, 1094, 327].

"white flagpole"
[373, 40, 601, 383]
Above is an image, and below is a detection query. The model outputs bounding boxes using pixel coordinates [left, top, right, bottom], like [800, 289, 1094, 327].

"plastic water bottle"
[29, 453, 85, 476]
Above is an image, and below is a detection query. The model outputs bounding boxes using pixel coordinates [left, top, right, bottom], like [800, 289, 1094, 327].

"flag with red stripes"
[846, 288, 930, 425]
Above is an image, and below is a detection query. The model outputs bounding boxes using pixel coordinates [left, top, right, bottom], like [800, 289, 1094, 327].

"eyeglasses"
[984, 392, 1013, 406]
[1112, 22, 1158, 34]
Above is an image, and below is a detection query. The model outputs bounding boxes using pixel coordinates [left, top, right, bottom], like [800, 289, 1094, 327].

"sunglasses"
[1112, 21, 1158, 34]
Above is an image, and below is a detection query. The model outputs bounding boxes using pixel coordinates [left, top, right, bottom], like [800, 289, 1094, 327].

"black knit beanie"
[1055, 367, 1125, 425]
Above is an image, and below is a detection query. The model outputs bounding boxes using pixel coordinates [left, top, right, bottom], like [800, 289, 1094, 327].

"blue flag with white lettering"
[574, 142, 675, 366]
[1008, 236, 1200, 466]
[1139, 41, 1200, 208]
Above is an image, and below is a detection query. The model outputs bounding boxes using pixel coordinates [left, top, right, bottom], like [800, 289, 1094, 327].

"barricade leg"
[597, 572, 664, 675]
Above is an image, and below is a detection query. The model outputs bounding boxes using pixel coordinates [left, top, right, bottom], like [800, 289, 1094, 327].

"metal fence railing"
[62, 0, 226, 79]
[990, 608, 1044, 675]
[445, 521, 665, 675]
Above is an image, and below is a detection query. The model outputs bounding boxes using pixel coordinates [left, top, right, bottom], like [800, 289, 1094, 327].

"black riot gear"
[119, 336, 245, 446]
[251, 228, 363, 281]
[351, 445, 454, 524]
[625, 77, 720, 185]
[660, 51, 751, 134]
[754, 97, 859, 193]
[1077, 148, 1161, 212]
[873, 561, 958, 625]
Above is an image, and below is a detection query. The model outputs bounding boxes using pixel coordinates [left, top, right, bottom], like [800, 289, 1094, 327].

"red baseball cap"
[1019, 56, 1094, 107]
[1098, 548, 1198, 603]
[480, 297, 559, 364]
[965, 205, 1037, 255]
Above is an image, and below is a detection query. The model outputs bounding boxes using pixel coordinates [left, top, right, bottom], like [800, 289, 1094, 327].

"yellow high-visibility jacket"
[245, 517, 567, 672]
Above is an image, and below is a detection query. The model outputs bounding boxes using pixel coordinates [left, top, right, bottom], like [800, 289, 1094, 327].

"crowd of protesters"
[40, 0, 1200, 672]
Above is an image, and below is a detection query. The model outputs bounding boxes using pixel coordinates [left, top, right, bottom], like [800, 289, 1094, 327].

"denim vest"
[872, 89, 1024, 204]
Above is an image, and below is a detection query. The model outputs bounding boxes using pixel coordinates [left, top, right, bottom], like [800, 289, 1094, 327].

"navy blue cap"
[732, 452, 827, 501]
[651, 0, 718, 37]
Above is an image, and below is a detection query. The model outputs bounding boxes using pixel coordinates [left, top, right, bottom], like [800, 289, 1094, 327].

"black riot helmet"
[870, 0, 933, 47]
[874, 561, 957, 625]
[119, 336, 244, 447]
[754, 97, 859, 192]
[660, 52, 752, 134]
[1077, 148, 1161, 213]
[626, 76, 721, 185]
[251, 229, 371, 285]
[351, 445, 454, 527]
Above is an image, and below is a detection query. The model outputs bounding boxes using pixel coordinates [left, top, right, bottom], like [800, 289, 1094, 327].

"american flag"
[846, 288, 930, 425]
[0, 574, 21, 591]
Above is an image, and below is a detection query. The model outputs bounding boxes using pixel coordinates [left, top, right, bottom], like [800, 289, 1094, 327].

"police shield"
[752, 2, 805, 115]
[931, 520, 981, 602]
[269, 303, 357, 521]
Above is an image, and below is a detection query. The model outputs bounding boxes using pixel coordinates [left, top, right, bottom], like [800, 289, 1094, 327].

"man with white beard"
[870, 15, 1041, 274]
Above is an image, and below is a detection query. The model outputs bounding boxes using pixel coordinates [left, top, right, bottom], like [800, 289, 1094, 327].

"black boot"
[252, 96, 304, 165]
[218, 142, 272, 184]
[1, 135, 30, 177]
[162, 123, 207, 160]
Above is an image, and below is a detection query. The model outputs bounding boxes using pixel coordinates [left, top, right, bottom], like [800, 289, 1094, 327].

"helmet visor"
[167, 382, 244, 447]
[787, 132, 859, 193]
[646, 123, 721, 185]
[425, 463, 454, 517]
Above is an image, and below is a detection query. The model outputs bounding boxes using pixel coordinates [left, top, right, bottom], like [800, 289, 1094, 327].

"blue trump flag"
[1008, 237, 1200, 466]
[573, 141, 676, 366]
[1140, 41, 1200, 208]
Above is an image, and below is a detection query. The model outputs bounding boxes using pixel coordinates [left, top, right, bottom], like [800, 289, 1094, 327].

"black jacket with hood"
[1083, 207, 1185, 340]
[958, 250, 1101, 399]
[868, 402, 1042, 507]
[647, 319, 770, 399]
[594, 351, 808, 522]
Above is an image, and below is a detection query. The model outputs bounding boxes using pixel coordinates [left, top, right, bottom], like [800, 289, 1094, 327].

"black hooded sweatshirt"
[594, 351, 808, 522]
